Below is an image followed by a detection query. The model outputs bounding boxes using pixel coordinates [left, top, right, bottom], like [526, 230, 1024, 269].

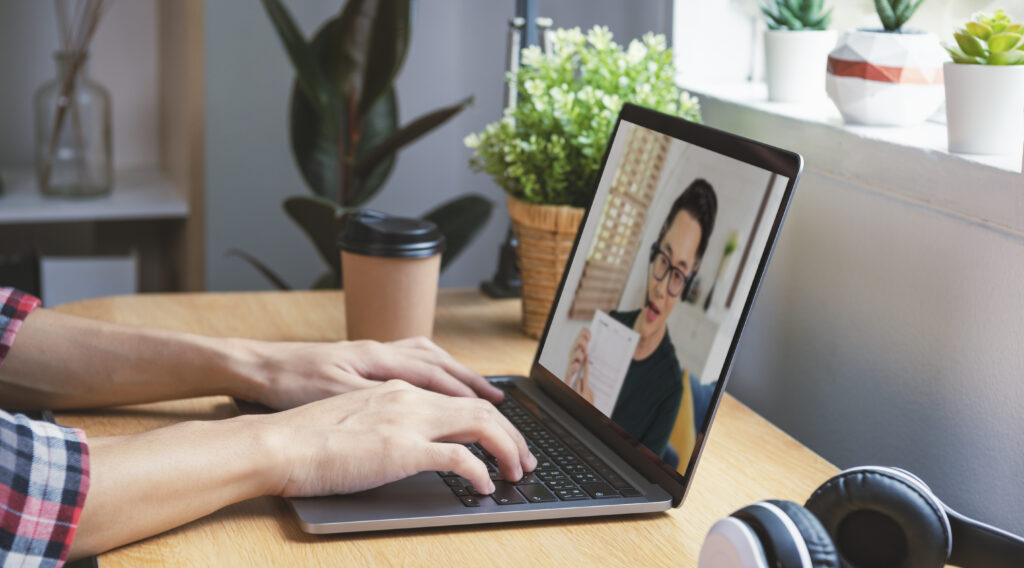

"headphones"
[649, 243, 698, 302]
[698, 466, 1024, 568]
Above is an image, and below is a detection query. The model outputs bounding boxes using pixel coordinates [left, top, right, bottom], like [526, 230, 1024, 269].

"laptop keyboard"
[437, 385, 640, 507]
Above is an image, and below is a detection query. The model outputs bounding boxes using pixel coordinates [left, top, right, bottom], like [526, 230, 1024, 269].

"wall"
[203, 0, 672, 291]
[698, 98, 1024, 534]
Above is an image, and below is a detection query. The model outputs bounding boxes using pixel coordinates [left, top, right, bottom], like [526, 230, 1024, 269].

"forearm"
[0, 309, 262, 409]
[69, 417, 282, 560]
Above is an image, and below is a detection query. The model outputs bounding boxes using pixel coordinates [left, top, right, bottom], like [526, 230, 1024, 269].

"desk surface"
[55, 289, 837, 567]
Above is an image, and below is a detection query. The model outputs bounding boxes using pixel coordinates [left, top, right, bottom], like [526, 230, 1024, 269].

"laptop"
[288, 103, 803, 534]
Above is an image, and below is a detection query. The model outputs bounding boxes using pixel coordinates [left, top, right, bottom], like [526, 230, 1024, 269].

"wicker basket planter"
[506, 195, 585, 338]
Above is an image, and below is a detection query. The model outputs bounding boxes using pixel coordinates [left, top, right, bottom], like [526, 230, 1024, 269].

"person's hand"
[256, 380, 536, 496]
[239, 336, 504, 409]
[566, 328, 594, 404]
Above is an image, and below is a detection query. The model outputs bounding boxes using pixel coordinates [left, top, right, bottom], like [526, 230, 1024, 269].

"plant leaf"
[358, 0, 411, 116]
[226, 249, 293, 290]
[260, 0, 332, 118]
[422, 194, 493, 270]
[988, 33, 1022, 53]
[990, 49, 1024, 65]
[311, 270, 338, 289]
[874, 0, 897, 30]
[955, 32, 988, 58]
[331, 0, 374, 103]
[354, 96, 474, 180]
[289, 82, 339, 200]
[283, 195, 345, 272]
[776, 3, 803, 30]
[944, 46, 980, 64]
[966, 21, 993, 41]
[348, 88, 398, 206]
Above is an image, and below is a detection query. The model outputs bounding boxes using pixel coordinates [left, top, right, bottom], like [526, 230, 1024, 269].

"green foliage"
[761, 0, 833, 31]
[245, 0, 490, 288]
[873, 0, 925, 32]
[465, 27, 700, 207]
[945, 10, 1024, 65]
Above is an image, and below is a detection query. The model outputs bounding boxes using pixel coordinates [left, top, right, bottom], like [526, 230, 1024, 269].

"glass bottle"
[33, 51, 113, 197]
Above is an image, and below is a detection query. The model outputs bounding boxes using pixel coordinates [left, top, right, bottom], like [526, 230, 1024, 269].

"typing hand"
[258, 380, 536, 496]
[239, 336, 504, 409]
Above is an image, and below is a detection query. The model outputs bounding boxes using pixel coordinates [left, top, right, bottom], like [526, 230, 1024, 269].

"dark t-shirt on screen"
[608, 310, 683, 459]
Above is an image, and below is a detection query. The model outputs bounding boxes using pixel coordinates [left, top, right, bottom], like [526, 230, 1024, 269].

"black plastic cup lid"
[337, 210, 446, 259]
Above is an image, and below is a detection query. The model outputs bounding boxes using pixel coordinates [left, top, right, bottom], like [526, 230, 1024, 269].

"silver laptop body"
[289, 103, 803, 534]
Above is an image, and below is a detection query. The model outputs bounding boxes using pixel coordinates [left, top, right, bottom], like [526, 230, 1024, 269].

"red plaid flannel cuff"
[0, 288, 41, 366]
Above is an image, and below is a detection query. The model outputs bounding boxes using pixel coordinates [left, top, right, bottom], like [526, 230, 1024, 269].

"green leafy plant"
[761, 0, 833, 31]
[464, 27, 700, 207]
[946, 9, 1024, 65]
[874, 0, 925, 32]
[237, 0, 492, 289]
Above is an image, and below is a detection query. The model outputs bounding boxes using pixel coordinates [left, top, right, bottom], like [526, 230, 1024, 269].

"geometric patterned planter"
[826, 30, 947, 126]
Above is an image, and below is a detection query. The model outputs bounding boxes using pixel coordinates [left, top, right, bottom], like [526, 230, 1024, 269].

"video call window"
[538, 120, 788, 467]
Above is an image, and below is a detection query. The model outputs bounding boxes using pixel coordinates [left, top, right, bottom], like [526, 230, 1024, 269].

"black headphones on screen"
[698, 466, 1024, 568]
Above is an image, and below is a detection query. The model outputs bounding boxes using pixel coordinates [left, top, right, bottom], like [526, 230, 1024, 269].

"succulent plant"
[761, 0, 833, 31]
[874, 0, 925, 32]
[946, 10, 1024, 65]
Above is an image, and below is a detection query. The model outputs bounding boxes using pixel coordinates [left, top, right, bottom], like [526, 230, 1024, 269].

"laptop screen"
[536, 109, 792, 472]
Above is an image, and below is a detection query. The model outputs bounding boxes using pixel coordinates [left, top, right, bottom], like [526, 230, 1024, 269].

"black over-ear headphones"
[649, 243, 697, 301]
[698, 466, 1024, 568]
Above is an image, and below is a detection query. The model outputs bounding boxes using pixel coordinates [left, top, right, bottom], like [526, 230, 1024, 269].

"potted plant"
[232, 0, 492, 289]
[943, 9, 1024, 155]
[464, 26, 700, 337]
[760, 0, 837, 102]
[825, 0, 947, 126]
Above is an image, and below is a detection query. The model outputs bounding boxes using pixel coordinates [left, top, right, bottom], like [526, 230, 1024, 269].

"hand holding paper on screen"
[576, 310, 640, 417]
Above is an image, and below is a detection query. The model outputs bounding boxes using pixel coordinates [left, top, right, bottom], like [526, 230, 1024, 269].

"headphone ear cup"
[805, 468, 951, 568]
[766, 500, 839, 568]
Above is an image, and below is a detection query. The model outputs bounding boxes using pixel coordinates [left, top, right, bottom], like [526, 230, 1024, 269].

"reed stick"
[41, 0, 108, 190]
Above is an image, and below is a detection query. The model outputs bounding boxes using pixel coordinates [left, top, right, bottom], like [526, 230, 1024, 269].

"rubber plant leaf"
[422, 194, 494, 270]
[348, 88, 399, 206]
[357, 0, 411, 116]
[354, 96, 475, 181]
[283, 195, 345, 272]
[225, 249, 293, 290]
[288, 15, 345, 201]
[260, 0, 333, 118]
[311, 270, 338, 289]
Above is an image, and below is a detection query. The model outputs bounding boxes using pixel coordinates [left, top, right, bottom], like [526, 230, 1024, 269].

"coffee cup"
[337, 210, 445, 342]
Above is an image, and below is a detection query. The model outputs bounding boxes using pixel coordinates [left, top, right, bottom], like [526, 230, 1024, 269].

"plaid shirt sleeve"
[1, 288, 41, 366]
[0, 288, 92, 567]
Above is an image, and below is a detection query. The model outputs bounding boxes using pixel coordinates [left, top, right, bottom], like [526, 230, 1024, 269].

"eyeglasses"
[650, 248, 691, 297]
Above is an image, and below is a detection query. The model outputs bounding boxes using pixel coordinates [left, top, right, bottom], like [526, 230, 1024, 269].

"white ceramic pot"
[764, 29, 838, 103]
[944, 62, 1024, 155]
[826, 30, 947, 126]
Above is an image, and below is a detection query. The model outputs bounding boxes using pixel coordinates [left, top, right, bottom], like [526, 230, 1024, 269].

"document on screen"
[579, 310, 639, 416]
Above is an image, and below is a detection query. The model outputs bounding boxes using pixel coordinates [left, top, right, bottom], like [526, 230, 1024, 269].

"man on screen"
[567, 178, 718, 460]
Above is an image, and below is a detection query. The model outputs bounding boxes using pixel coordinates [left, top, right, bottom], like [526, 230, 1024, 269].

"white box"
[40, 254, 138, 307]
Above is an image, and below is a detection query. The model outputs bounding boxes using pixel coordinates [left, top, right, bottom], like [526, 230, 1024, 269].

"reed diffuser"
[33, 0, 111, 197]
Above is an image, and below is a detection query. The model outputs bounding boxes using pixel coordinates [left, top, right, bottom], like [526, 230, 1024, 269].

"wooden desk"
[55, 289, 837, 567]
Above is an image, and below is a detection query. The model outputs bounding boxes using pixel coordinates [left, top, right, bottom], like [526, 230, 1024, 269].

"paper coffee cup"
[338, 210, 445, 342]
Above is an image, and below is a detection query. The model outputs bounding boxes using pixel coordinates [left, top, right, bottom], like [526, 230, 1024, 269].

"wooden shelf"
[0, 168, 188, 225]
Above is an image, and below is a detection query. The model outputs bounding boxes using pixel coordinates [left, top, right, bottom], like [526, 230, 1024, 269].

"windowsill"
[683, 81, 1024, 235]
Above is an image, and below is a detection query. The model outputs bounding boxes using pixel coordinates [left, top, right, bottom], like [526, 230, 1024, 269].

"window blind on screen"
[569, 127, 670, 320]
